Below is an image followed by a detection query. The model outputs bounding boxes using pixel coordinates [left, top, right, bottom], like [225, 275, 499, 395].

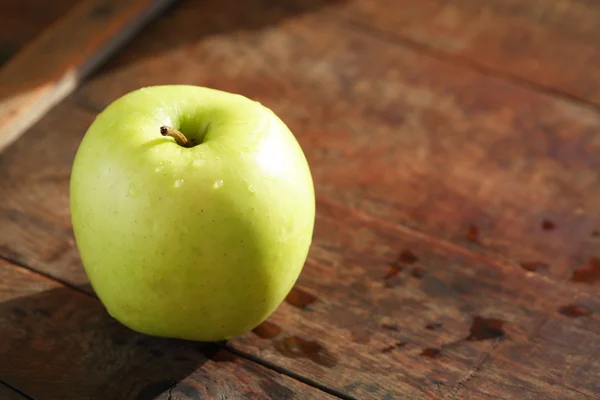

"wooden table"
[2, 0, 600, 399]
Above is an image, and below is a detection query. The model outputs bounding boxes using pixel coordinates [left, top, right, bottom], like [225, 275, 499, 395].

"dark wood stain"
[275, 336, 338, 368]
[410, 268, 426, 279]
[570, 257, 600, 284]
[252, 321, 282, 339]
[397, 250, 418, 264]
[466, 316, 506, 341]
[559, 304, 591, 318]
[382, 345, 395, 353]
[382, 342, 406, 353]
[520, 262, 550, 273]
[425, 323, 442, 331]
[465, 225, 480, 243]
[285, 287, 317, 309]
[381, 323, 399, 331]
[541, 219, 556, 230]
[420, 348, 441, 358]
[209, 349, 236, 363]
[385, 251, 418, 286]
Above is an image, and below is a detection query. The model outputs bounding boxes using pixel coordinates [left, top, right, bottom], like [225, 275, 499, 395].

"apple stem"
[160, 126, 192, 147]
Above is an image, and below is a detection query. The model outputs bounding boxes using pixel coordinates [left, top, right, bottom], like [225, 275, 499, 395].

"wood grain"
[0, 0, 176, 153]
[0, 0, 79, 67]
[0, 259, 335, 400]
[1, 0, 600, 398]
[6, 0, 599, 291]
[332, 0, 600, 107]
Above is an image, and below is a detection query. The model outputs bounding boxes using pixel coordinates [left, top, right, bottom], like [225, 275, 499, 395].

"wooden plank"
[331, 0, 600, 107]
[0, 383, 28, 400]
[0, 0, 176, 153]
[0, 259, 335, 400]
[1, 0, 600, 398]
[0, 0, 79, 67]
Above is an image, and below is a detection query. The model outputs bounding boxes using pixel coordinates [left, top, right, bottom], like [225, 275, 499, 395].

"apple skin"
[70, 85, 315, 341]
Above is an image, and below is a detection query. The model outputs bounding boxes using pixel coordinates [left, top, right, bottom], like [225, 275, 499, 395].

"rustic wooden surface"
[2, 0, 600, 399]
[0, 0, 79, 67]
[333, 0, 600, 108]
[0, 0, 176, 153]
[0, 259, 333, 399]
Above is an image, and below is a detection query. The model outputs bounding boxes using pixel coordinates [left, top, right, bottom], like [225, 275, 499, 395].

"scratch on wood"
[562, 383, 593, 398]
[445, 338, 501, 400]
[560, 344, 600, 398]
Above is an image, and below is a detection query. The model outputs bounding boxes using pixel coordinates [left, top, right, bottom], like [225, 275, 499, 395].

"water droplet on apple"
[191, 159, 204, 168]
[279, 227, 288, 242]
[175, 179, 184, 188]
[213, 180, 224, 189]
[155, 164, 164, 172]
[248, 184, 255, 193]
[128, 185, 139, 197]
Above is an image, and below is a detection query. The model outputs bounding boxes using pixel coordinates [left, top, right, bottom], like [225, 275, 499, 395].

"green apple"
[70, 85, 315, 341]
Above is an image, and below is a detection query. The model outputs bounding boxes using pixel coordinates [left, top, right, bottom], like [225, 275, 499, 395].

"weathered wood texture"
[333, 0, 600, 107]
[0, 0, 79, 67]
[74, 0, 600, 288]
[1, 0, 600, 399]
[0, 0, 176, 153]
[0, 259, 335, 400]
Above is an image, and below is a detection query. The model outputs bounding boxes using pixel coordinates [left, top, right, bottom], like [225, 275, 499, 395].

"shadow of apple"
[0, 286, 229, 399]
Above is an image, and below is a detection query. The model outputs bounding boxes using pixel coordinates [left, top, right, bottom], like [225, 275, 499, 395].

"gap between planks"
[0, 380, 36, 400]
[329, 13, 600, 115]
